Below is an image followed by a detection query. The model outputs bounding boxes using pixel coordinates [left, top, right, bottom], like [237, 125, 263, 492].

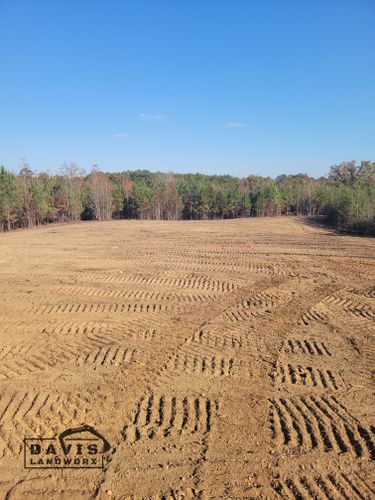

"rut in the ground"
[272, 472, 374, 500]
[123, 393, 219, 443]
[283, 339, 332, 356]
[269, 395, 375, 459]
[26, 302, 175, 314]
[273, 363, 341, 390]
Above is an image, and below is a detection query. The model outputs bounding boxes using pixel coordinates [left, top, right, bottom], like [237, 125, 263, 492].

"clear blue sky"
[1, 0, 374, 178]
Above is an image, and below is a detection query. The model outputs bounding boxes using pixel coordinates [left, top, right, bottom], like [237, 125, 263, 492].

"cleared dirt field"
[0, 217, 374, 499]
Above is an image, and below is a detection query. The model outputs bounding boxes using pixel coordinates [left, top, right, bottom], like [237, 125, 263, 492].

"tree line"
[0, 161, 374, 234]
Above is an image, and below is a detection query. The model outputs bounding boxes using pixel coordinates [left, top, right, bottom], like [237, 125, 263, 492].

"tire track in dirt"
[77, 345, 136, 368]
[272, 471, 374, 499]
[122, 393, 219, 443]
[269, 394, 375, 459]
[273, 363, 342, 390]
[72, 272, 240, 293]
[25, 302, 177, 315]
[283, 339, 332, 356]
[0, 390, 98, 457]
[51, 284, 223, 304]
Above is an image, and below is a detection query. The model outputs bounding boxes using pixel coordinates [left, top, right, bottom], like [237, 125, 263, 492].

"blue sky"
[0, 0, 374, 178]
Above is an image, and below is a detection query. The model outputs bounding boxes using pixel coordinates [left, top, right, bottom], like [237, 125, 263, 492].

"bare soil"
[0, 217, 374, 499]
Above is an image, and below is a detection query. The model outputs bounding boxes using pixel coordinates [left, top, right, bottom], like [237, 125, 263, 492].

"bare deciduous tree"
[89, 169, 114, 220]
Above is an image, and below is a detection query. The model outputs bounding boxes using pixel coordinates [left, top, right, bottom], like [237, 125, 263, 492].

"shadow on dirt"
[296, 216, 374, 238]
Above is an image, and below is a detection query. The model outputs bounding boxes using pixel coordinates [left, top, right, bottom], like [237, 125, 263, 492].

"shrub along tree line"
[0, 161, 374, 234]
